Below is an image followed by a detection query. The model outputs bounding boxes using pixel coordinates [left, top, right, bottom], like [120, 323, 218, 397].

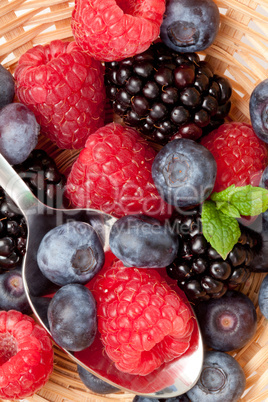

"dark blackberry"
[105, 41, 232, 145]
[166, 209, 257, 303]
[14, 149, 66, 209]
[0, 149, 66, 271]
[0, 189, 27, 270]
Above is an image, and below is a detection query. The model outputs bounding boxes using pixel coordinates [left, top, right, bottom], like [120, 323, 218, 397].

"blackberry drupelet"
[166, 209, 257, 303]
[0, 149, 66, 271]
[105, 41, 232, 145]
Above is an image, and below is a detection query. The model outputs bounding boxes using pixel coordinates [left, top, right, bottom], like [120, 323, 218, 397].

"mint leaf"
[211, 185, 268, 216]
[202, 200, 241, 259]
[211, 184, 237, 201]
[215, 201, 241, 218]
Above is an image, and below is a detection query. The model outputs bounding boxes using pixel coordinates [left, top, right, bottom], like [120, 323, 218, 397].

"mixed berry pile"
[0, 0, 267, 400]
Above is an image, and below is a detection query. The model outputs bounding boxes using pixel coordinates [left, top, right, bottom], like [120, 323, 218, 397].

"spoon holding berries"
[0, 151, 203, 397]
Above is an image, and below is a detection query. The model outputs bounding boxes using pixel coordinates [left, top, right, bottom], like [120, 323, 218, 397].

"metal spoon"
[0, 152, 203, 397]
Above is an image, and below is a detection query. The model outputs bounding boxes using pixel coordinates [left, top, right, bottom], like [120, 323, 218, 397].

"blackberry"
[0, 189, 27, 270]
[166, 209, 257, 303]
[105, 41, 232, 145]
[0, 149, 66, 271]
[14, 149, 66, 209]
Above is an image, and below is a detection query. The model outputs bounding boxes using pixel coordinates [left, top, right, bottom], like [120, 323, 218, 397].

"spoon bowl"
[0, 153, 203, 397]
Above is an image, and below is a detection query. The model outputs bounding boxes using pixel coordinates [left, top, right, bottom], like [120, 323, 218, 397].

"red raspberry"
[201, 122, 268, 193]
[71, 0, 165, 62]
[91, 260, 194, 376]
[66, 123, 173, 219]
[14, 40, 106, 149]
[0, 310, 53, 399]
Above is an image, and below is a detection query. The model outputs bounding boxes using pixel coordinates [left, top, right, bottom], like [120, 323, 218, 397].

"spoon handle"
[0, 153, 37, 214]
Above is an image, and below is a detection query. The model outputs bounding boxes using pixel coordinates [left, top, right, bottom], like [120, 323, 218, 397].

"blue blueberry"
[186, 351, 246, 402]
[0, 65, 15, 109]
[258, 275, 268, 319]
[133, 396, 189, 402]
[109, 214, 179, 268]
[37, 221, 105, 286]
[77, 364, 120, 394]
[249, 78, 268, 143]
[47, 283, 97, 351]
[164, 397, 190, 402]
[160, 0, 220, 53]
[0, 267, 31, 314]
[151, 138, 217, 208]
[0, 103, 39, 165]
[239, 206, 268, 273]
[195, 290, 257, 352]
[259, 165, 268, 189]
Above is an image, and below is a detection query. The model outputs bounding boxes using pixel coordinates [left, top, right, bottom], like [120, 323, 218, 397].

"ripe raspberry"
[66, 123, 173, 219]
[0, 310, 53, 399]
[201, 122, 268, 193]
[91, 260, 195, 376]
[14, 40, 106, 149]
[71, 0, 165, 62]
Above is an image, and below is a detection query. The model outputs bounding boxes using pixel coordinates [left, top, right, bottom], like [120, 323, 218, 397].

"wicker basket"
[0, 0, 268, 401]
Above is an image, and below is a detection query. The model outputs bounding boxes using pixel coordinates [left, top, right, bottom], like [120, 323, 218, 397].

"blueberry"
[47, 283, 97, 351]
[0, 268, 31, 314]
[249, 78, 268, 143]
[37, 221, 105, 286]
[258, 275, 268, 319]
[133, 397, 159, 402]
[109, 214, 179, 268]
[164, 397, 190, 402]
[0, 65, 15, 109]
[186, 351, 246, 402]
[0, 103, 39, 165]
[240, 210, 268, 273]
[77, 364, 120, 394]
[259, 165, 268, 189]
[195, 290, 257, 351]
[151, 138, 217, 208]
[133, 396, 189, 402]
[160, 0, 220, 53]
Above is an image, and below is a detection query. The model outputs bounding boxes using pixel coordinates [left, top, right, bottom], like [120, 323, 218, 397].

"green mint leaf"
[215, 201, 241, 218]
[211, 185, 268, 216]
[202, 200, 241, 259]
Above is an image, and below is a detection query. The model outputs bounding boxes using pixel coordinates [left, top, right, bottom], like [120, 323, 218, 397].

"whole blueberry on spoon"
[109, 214, 179, 268]
[37, 221, 105, 286]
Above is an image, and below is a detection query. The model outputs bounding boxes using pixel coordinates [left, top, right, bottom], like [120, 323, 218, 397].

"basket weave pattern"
[0, 0, 268, 401]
